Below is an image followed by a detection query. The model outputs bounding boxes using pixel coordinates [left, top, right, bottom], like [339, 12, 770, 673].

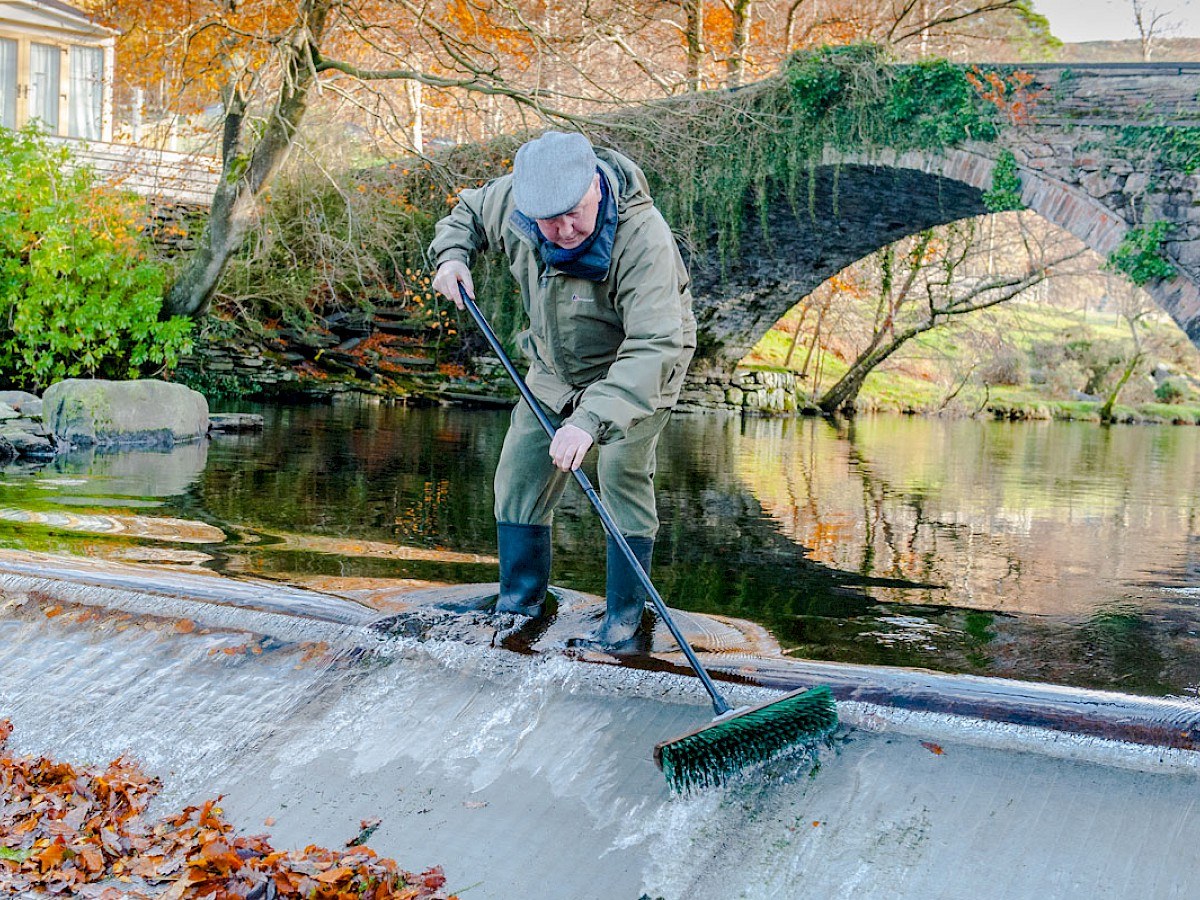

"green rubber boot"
[569, 535, 654, 652]
[599, 535, 654, 646]
[495, 522, 552, 618]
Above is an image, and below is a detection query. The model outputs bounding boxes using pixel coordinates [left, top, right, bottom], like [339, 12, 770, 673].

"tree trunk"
[1099, 353, 1142, 422]
[1100, 309, 1146, 422]
[783, 302, 811, 368]
[727, 0, 753, 88]
[784, 0, 809, 53]
[407, 80, 424, 153]
[683, 0, 705, 91]
[162, 0, 332, 319]
[799, 302, 825, 380]
[818, 322, 932, 413]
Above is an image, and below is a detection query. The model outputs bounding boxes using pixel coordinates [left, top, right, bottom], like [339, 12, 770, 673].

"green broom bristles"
[655, 685, 838, 793]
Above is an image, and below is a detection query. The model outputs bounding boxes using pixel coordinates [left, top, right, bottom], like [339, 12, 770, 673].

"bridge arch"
[687, 145, 1199, 372]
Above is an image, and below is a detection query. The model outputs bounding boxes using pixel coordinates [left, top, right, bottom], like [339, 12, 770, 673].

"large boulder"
[0, 390, 41, 417]
[42, 379, 209, 449]
[0, 427, 55, 460]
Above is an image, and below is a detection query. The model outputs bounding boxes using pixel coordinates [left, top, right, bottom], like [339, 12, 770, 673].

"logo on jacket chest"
[570, 293, 595, 304]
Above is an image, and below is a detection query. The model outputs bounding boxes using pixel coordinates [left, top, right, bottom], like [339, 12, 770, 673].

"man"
[429, 131, 696, 652]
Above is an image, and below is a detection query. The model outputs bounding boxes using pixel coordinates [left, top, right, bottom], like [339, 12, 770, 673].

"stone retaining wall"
[176, 328, 815, 415]
[172, 335, 354, 399]
[677, 368, 811, 415]
[180, 338, 300, 391]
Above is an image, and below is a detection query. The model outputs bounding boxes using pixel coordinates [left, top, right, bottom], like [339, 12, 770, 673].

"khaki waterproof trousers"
[494, 401, 671, 539]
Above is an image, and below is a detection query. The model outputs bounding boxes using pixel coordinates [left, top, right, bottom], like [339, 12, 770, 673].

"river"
[3, 399, 1198, 696]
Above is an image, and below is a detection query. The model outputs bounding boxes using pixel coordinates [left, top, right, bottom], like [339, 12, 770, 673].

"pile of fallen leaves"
[0, 719, 455, 899]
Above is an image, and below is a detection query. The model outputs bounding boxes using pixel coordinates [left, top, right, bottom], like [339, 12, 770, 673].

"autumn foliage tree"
[78, 1, 1060, 322]
[86, 0, 549, 319]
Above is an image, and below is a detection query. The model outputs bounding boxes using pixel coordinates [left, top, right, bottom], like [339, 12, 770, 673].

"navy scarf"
[513, 169, 618, 282]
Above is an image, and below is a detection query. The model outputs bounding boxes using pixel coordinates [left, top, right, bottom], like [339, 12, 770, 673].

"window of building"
[69, 45, 103, 140]
[0, 38, 16, 131]
[29, 42, 61, 132]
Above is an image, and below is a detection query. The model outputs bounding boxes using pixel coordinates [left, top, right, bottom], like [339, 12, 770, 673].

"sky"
[1032, 0, 1199, 42]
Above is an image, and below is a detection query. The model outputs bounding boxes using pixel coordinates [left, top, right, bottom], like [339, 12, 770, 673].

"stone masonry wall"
[677, 369, 808, 415]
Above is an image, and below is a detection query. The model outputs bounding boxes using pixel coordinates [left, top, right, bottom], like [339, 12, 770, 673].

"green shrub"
[1154, 378, 1186, 404]
[0, 128, 192, 390]
[171, 366, 257, 403]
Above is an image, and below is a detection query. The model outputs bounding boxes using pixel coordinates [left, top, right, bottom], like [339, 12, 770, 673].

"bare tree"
[140, 0, 658, 319]
[1098, 275, 1155, 421]
[1130, 0, 1177, 62]
[816, 213, 1087, 413]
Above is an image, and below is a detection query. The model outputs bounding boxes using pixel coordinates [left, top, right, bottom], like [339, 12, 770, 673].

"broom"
[458, 284, 838, 792]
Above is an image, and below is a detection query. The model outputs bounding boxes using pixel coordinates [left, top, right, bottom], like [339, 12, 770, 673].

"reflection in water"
[746, 416, 1200, 618]
[0, 400, 1198, 696]
[0, 507, 224, 543]
[717, 414, 1200, 692]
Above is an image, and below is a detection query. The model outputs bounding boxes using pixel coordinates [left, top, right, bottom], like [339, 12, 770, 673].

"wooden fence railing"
[53, 137, 220, 206]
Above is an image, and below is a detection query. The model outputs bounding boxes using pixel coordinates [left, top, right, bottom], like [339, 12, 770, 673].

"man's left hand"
[549, 424, 594, 472]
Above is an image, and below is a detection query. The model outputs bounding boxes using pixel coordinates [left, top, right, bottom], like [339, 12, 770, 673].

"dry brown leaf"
[0, 722, 458, 900]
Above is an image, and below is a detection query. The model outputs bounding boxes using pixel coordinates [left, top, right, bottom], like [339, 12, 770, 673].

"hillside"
[745, 296, 1200, 422]
[1055, 37, 1200, 63]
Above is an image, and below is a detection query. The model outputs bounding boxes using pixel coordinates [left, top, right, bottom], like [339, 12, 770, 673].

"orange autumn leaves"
[0, 720, 455, 900]
[965, 67, 1047, 126]
[85, 0, 529, 119]
[0, 718, 162, 894]
[88, 1, 303, 114]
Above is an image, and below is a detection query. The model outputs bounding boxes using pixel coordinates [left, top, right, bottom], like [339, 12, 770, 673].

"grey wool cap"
[512, 131, 599, 219]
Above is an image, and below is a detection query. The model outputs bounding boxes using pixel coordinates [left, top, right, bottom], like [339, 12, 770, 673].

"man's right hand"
[432, 261, 475, 309]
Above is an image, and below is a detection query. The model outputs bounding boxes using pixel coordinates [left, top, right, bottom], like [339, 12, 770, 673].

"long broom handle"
[459, 284, 733, 717]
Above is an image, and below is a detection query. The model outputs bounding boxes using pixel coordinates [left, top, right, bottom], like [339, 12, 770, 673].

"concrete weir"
[1, 551, 1200, 899]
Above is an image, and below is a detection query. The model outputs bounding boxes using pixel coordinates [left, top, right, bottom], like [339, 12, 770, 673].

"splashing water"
[4, 555, 1200, 899]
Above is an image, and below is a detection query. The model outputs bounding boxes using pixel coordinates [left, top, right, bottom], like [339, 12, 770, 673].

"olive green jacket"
[429, 148, 696, 444]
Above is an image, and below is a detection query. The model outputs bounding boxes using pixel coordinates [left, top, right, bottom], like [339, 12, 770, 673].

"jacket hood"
[595, 148, 655, 221]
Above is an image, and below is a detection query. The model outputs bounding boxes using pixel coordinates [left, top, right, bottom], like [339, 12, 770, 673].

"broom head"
[654, 685, 837, 793]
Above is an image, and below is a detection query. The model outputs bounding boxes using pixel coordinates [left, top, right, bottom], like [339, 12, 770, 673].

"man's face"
[535, 175, 602, 249]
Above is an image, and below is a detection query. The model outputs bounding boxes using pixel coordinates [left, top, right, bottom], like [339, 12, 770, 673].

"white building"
[0, 0, 114, 142]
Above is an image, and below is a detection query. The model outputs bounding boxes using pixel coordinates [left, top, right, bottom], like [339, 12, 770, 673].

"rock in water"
[0, 429, 55, 460]
[208, 413, 264, 433]
[42, 379, 209, 449]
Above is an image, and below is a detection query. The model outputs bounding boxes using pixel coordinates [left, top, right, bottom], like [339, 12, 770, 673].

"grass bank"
[744, 296, 1200, 424]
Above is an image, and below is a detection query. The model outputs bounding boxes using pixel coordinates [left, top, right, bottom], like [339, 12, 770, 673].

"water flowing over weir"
[4, 554, 1200, 898]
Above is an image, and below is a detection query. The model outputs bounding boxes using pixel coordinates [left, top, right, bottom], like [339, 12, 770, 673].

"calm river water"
[4, 400, 1199, 697]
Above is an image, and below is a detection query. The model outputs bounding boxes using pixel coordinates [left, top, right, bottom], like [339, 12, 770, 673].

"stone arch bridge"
[93, 62, 1200, 376]
[684, 61, 1200, 373]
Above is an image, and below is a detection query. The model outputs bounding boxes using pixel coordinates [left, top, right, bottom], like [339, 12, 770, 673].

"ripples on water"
[0, 400, 1197, 696]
